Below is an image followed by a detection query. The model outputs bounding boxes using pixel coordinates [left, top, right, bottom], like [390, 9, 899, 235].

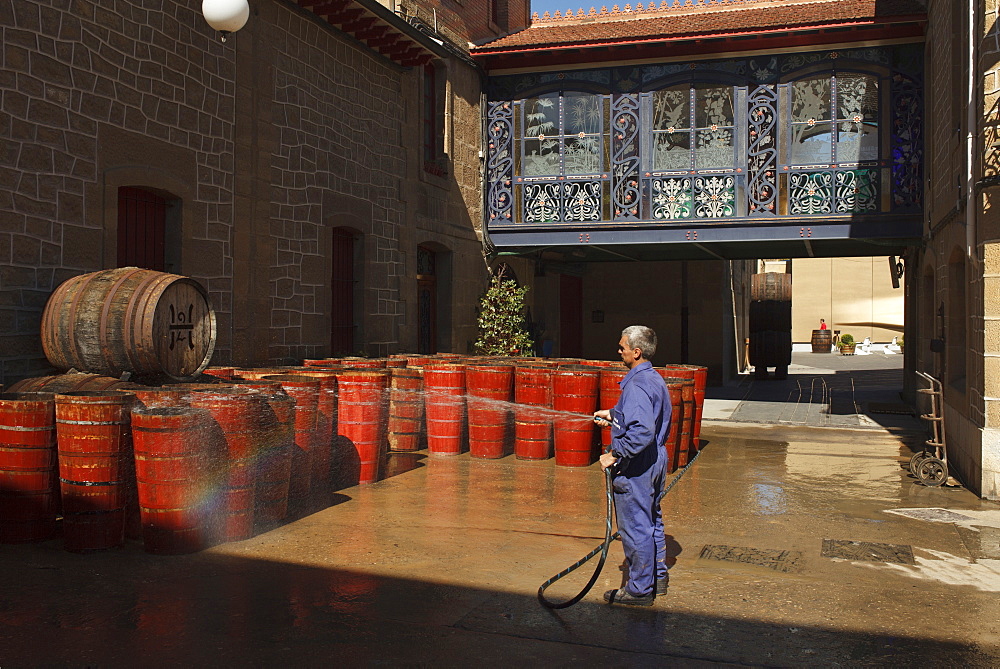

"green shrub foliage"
[474, 274, 534, 356]
[839, 333, 855, 347]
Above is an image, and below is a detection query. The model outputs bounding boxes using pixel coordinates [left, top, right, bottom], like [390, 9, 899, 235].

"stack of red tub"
[0, 392, 58, 543]
[284, 368, 340, 491]
[597, 367, 628, 452]
[131, 405, 219, 554]
[252, 388, 294, 531]
[655, 371, 692, 472]
[335, 370, 389, 484]
[256, 375, 318, 510]
[466, 364, 514, 459]
[551, 365, 600, 467]
[188, 388, 260, 541]
[422, 363, 466, 456]
[513, 366, 552, 460]
[387, 366, 425, 452]
[55, 390, 138, 551]
[661, 364, 707, 449]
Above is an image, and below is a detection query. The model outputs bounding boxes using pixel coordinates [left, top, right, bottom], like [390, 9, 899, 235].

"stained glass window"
[517, 92, 609, 177]
[790, 73, 879, 165]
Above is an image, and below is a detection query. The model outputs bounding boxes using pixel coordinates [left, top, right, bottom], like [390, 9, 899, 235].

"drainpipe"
[966, 1, 978, 266]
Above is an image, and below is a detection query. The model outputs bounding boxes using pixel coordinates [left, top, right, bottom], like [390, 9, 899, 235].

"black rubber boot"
[603, 588, 655, 606]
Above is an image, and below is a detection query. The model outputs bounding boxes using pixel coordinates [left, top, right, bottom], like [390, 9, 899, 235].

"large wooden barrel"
[750, 272, 792, 301]
[811, 329, 833, 353]
[40, 267, 217, 382]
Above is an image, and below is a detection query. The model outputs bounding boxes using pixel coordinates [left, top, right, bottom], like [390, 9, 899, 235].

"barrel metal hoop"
[59, 478, 122, 486]
[56, 419, 126, 426]
[63, 508, 124, 516]
[0, 424, 55, 431]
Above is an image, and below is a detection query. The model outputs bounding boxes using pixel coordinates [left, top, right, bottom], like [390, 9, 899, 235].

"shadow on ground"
[0, 542, 990, 666]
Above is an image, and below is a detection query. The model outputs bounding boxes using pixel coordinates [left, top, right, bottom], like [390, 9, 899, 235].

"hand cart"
[911, 371, 949, 486]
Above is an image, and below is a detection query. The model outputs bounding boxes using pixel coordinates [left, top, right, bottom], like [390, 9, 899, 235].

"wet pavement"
[2, 354, 1000, 666]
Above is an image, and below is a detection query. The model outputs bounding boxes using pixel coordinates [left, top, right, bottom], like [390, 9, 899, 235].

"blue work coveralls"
[609, 361, 671, 597]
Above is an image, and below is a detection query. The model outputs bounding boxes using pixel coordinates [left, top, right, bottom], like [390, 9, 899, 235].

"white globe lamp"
[202, 0, 250, 42]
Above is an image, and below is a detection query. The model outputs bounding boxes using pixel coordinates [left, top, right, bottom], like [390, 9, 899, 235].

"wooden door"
[117, 187, 166, 271]
[331, 228, 355, 354]
[559, 273, 583, 358]
[417, 246, 437, 354]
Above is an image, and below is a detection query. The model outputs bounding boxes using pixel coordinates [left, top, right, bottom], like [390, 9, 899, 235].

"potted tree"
[839, 333, 856, 355]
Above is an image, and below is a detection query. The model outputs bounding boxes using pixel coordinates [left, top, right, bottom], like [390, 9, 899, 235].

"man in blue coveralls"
[593, 325, 671, 606]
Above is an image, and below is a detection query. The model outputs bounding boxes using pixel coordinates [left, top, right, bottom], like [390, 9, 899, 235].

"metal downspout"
[967, 1, 979, 267]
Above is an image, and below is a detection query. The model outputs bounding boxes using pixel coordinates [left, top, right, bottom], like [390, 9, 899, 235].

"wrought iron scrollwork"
[788, 172, 833, 215]
[486, 101, 514, 224]
[747, 85, 777, 216]
[523, 181, 602, 223]
[564, 181, 602, 221]
[694, 175, 736, 218]
[650, 178, 692, 220]
[835, 169, 879, 213]
[523, 182, 561, 223]
[611, 94, 641, 221]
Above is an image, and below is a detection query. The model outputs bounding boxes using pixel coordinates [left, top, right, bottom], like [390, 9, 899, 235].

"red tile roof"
[471, 0, 925, 52]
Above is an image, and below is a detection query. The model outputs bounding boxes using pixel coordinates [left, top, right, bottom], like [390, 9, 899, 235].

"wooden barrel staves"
[41, 267, 217, 382]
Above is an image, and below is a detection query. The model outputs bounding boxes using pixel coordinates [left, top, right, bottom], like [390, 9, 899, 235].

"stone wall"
[0, 0, 236, 382]
[0, 0, 490, 385]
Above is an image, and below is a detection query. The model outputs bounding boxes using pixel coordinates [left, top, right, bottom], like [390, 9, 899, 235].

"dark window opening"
[423, 64, 446, 177]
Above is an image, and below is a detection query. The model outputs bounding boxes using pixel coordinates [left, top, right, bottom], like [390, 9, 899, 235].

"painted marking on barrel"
[169, 303, 196, 351]
[698, 544, 803, 572]
[821, 539, 915, 565]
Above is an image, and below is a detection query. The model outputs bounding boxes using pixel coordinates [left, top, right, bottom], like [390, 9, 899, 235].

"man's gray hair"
[622, 325, 657, 359]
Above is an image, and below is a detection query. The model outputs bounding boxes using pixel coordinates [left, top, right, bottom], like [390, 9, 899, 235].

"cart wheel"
[917, 457, 948, 487]
[909, 451, 931, 477]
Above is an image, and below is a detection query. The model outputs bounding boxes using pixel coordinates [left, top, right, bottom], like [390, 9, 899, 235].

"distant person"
[593, 325, 671, 606]
[819, 319, 828, 330]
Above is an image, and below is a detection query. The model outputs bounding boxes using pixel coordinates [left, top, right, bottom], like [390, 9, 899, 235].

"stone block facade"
[917, 0, 1000, 497]
[0, 0, 490, 386]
